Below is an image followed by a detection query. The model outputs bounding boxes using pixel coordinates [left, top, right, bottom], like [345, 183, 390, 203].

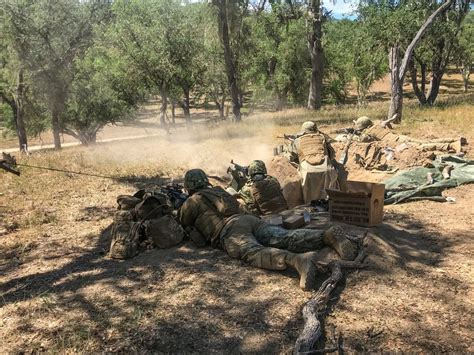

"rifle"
[334, 127, 361, 135]
[227, 160, 248, 191]
[160, 183, 188, 209]
[277, 134, 296, 142]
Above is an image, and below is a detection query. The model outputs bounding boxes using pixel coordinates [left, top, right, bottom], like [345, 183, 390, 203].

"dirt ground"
[1, 95, 474, 352]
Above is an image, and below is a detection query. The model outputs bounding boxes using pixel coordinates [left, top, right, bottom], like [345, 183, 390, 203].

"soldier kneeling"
[239, 160, 288, 216]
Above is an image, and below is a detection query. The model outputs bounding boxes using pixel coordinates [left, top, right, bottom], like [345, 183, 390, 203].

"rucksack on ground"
[145, 215, 184, 249]
[109, 220, 142, 260]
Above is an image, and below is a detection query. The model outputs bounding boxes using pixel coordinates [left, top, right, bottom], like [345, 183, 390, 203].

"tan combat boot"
[285, 252, 318, 291]
[323, 226, 356, 261]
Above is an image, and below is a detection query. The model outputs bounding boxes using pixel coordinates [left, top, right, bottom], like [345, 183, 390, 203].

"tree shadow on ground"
[1, 193, 466, 352]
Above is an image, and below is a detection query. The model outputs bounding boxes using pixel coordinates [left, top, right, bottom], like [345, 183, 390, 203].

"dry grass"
[1, 89, 473, 353]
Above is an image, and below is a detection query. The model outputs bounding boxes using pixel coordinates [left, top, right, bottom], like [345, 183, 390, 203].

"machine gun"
[334, 127, 361, 135]
[227, 160, 248, 192]
[277, 134, 296, 142]
[160, 183, 188, 209]
[0, 152, 20, 176]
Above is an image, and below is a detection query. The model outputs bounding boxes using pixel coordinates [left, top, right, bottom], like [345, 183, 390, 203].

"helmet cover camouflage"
[184, 169, 209, 190]
[354, 116, 373, 130]
[248, 160, 267, 177]
[301, 121, 317, 133]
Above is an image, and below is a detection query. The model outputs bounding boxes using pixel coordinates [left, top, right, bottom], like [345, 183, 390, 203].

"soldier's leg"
[255, 224, 325, 252]
[255, 224, 355, 260]
[221, 215, 319, 290]
[221, 215, 288, 270]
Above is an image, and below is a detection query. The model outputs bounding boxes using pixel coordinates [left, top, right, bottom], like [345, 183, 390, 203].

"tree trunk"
[182, 88, 191, 125]
[426, 70, 443, 105]
[79, 130, 97, 145]
[51, 105, 62, 150]
[276, 90, 287, 111]
[461, 65, 470, 92]
[388, 45, 403, 123]
[426, 40, 450, 105]
[214, 0, 241, 122]
[420, 62, 427, 94]
[171, 100, 176, 124]
[409, 58, 427, 105]
[387, 0, 453, 122]
[307, 0, 323, 110]
[159, 88, 168, 127]
[15, 70, 28, 152]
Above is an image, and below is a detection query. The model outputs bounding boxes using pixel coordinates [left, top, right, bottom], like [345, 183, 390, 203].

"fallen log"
[294, 236, 366, 354]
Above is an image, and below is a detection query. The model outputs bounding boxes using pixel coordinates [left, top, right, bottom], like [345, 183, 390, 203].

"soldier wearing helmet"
[179, 168, 356, 291]
[290, 121, 342, 203]
[239, 160, 288, 215]
[353, 116, 463, 152]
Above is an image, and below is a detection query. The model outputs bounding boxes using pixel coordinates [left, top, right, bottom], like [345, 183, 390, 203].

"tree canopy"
[0, 0, 471, 148]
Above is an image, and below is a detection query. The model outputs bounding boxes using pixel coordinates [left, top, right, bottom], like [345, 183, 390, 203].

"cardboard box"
[326, 181, 385, 227]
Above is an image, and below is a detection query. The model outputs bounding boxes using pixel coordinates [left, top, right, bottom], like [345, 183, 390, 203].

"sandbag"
[145, 215, 184, 249]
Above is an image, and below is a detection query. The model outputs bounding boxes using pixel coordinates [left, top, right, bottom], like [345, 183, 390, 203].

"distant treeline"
[0, 0, 472, 149]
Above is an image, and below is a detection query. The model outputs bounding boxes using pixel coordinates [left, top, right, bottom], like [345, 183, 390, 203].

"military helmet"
[354, 116, 373, 130]
[301, 121, 317, 133]
[184, 169, 210, 190]
[248, 160, 267, 177]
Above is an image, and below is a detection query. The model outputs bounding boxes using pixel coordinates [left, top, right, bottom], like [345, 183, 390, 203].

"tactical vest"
[250, 176, 288, 215]
[297, 133, 327, 165]
[365, 125, 396, 142]
[189, 187, 241, 246]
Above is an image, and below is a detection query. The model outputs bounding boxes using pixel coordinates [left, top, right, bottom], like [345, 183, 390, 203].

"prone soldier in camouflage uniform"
[239, 160, 288, 216]
[178, 169, 356, 291]
[353, 116, 463, 152]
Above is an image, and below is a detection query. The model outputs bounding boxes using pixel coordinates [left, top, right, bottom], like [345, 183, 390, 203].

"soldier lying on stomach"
[178, 169, 356, 291]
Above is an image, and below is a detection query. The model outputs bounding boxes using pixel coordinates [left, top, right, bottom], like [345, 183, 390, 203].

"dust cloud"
[89, 118, 285, 178]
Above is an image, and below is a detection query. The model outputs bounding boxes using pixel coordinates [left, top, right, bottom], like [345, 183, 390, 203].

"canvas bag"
[145, 215, 184, 249]
[109, 217, 142, 260]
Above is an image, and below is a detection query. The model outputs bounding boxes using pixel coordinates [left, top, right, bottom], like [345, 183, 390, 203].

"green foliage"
[0, 0, 471, 146]
[244, 11, 309, 108]
[62, 45, 144, 145]
[324, 18, 386, 105]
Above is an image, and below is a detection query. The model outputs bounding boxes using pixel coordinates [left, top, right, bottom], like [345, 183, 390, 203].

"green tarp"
[383, 155, 474, 204]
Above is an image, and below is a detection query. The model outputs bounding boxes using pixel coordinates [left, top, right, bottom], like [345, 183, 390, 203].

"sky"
[324, 0, 359, 19]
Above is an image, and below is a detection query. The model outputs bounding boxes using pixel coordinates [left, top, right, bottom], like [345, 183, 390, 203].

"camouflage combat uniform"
[179, 169, 355, 290]
[356, 117, 462, 152]
[238, 160, 288, 215]
[292, 122, 341, 203]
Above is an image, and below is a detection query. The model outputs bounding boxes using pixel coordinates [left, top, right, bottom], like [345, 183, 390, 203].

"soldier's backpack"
[196, 187, 241, 217]
[250, 176, 288, 215]
[117, 195, 141, 210]
[145, 215, 184, 249]
[133, 193, 170, 221]
[109, 210, 142, 260]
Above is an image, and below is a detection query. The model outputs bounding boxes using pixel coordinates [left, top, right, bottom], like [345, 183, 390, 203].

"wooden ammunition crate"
[326, 181, 385, 227]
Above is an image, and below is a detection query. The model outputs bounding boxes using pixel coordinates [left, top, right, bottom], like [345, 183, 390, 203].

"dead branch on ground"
[294, 235, 367, 354]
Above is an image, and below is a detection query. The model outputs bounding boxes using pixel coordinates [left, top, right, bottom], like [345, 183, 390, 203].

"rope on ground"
[294, 234, 367, 354]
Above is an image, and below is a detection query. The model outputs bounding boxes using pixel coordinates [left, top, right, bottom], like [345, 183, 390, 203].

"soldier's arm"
[178, 196, 200, 228]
